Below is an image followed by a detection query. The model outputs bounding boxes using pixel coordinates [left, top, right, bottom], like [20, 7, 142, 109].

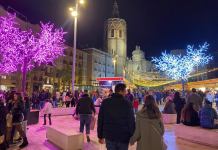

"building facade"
[82, 48, 114, 88]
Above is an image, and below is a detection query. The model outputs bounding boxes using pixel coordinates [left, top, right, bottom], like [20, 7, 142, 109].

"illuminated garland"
[126, 68, 218, 87]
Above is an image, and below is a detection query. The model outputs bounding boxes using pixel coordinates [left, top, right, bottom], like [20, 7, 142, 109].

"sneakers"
[19, 137, 28, 148]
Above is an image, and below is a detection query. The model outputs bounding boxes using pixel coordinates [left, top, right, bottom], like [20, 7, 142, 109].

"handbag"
[146, 118, 168, 150]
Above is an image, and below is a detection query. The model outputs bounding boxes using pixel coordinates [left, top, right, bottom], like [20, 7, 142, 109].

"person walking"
[45, 89, 51, 102]
[43, 99, 53, 125]
[206, 90, 214, 106]
[62, 91, 66, 107]
[5, 110, 12, 148]
[22, 97, 30, 135]
[93, 90, 97, 102]
[0, 99, 7, 150]
[187, 88, 202, 111]
[54, 90, 60, 108]
[98, 83, 135, 150]
[155, 90, 162, 105]
[11, 92, 28, 148]
[76, 90, 95, 142]
[173, 92, 186, 124]
[39, 90, 46, 109]
[125, 89, 134, 103]
[132, 97, 140, 113]
[129, 95, 166, 150]
[31, 91, 37, 109]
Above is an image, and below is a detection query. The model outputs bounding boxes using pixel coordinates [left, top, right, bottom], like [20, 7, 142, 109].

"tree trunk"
[182, 79, 185, 96]
[22, 57, 27, 93]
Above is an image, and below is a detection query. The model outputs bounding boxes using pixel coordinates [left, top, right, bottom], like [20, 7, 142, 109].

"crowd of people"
[0, 86, 218, 150]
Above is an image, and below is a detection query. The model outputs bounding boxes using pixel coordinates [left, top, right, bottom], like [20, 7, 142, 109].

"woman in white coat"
[43, 99, 53, 125]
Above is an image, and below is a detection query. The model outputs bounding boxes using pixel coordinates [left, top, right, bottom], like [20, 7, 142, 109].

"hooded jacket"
[199, 104, 218, 128]
[129, 110, 165, 150]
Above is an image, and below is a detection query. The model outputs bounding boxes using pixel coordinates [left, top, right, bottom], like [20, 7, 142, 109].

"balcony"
[63, 60, 67, 64]
[99, 62, 101, 64]
[39, 78, 43, 81]
[45, 72, 49, 76]
[70, 53, 73, 56]
[94, 68, 97, 71]
[107, 71, 110, 74]
[98, 69, 101, 72]
[103, 63, 105, 65]
[103, 70, 105, 72]
[94, 61, 97, 63]
[33, 77, 38, 81]
[107, 64, 110, 67]
[79, 56, 83, 59]
[64, 51, 68, 55]
[70, 62, 73, 65]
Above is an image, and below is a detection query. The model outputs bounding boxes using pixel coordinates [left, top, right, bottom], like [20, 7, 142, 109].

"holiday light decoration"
[152, 42, 212, 80]
[0, 13, 67, 92]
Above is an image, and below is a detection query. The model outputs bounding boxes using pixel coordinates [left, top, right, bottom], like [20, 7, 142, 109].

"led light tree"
[0, 13, 67, 92]
[152, 42, 212, 96]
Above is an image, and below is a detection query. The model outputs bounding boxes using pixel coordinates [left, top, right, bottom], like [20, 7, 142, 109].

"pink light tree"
[0, 13, 67, 92]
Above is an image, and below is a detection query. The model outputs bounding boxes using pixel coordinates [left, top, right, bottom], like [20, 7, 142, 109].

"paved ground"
[7, 105, 218, 150]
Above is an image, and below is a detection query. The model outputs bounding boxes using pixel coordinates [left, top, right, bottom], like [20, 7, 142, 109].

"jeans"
[44, 114, 51, 124]
[176, 109, 182, 124]
[79, 114, 92, 134]
[36, 104, 40, 110]
[32, 103, 36, 109]
[157, 99, 161, 105]
[105, 140, 129, 150]
[40, 101, 45, 109]
[134, 108, 138, 113]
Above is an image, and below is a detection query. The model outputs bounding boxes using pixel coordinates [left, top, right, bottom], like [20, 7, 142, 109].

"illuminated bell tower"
[103, 1, 127, 77]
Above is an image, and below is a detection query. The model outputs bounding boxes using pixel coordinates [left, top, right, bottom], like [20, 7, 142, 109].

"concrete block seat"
[162, 114, 177, 124]
[47, 125, 84, 150]
[174, 124, 218, 147]
[41, 107, 75, 116]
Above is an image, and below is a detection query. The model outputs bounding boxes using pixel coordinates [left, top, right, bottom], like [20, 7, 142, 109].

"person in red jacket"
[132, 97, 140, 113]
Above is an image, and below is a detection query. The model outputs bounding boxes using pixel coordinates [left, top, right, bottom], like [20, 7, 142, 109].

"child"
[132, 97, 140, 113]
[5, 110, 12, 148]
[43, 99, 52, 125]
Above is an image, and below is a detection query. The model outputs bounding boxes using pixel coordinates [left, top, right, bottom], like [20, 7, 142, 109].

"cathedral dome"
[132, 45, 145, 61]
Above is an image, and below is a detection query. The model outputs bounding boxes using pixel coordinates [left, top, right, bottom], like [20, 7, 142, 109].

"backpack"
[200, 108, 212, 128]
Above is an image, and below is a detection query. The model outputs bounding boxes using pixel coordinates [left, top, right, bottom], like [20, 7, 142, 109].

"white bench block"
[174, 124, 218, 147]
[41, 108, 75, 116]
[95, 107, 100, 114]
[46, 126, 84, 150]
[162, 114, 177, 124]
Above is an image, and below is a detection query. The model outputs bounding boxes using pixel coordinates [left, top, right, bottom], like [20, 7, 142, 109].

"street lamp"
[69, 0, 84, 93]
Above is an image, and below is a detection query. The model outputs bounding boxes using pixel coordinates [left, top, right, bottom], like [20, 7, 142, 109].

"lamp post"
[69, 0, 84, 93]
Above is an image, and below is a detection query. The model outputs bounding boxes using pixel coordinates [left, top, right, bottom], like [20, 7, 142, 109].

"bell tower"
[103, 1, 127, 77]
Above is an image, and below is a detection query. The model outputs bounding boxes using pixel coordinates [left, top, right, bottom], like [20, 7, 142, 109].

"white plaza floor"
[7, 105, 218, 150]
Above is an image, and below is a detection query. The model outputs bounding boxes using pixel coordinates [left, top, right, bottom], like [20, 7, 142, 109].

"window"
[1, 75, 6, 79]
[119, 30, 122, 38]
[11, 76, 16, 80]
[111, 29, 114, 37]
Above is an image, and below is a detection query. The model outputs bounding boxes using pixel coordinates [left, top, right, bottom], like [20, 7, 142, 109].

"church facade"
[103, 1, 154, 78]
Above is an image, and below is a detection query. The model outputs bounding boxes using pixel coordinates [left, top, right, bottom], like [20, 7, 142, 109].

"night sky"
[1, 0, 218, 60]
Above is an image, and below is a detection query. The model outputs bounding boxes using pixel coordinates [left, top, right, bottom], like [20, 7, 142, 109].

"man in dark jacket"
[45, 89, 51, 101]
[76, 90, 95, 142]
[156, 90, 162, 105]
[39, 90, 46, 109]
[98, 83, 135, 150]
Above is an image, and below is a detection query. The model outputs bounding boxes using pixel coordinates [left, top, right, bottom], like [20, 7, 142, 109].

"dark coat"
[12, 100, 25, 123]
[76, 94, 95, 115]
[39, 91, 46, 101]
[173, 97, 185, 111]
[45, 92, 51, 100]
[98, 93, 135, 144]
[156, 92, 162, 100]
[163, 100, 176, 114]
[23, 100, 31, 121]
[125, 93, 134, 102]
[0, 104, 7, 136]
